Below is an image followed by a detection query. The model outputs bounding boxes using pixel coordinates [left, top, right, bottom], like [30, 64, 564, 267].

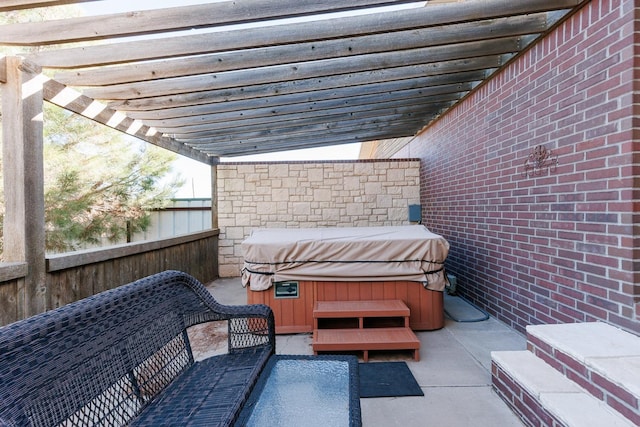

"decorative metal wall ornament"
[521, 145, 558, 178]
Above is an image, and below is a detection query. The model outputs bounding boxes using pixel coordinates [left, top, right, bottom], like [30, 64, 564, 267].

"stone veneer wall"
[216, 159, 420, 277]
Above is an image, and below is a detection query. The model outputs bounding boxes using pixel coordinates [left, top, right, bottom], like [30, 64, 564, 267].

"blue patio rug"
[358, 361, 423, 398]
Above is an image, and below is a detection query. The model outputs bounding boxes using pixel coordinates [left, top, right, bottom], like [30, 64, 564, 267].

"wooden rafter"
[79, 37, 522, 101]
[107, 60, 496, 113]
[156, 94, 459, 135]
[0, 0, 97, 12]
[166, 102, 453, 140]
[53, 13, 549, 87]
[42, 79, 215, 164]
[26, 1, 578, 68]
[0, 0, 422, 45]
[136, 82, 473, 128]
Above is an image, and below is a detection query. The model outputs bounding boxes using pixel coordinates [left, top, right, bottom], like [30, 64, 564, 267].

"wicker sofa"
[0, 270, 275, 427]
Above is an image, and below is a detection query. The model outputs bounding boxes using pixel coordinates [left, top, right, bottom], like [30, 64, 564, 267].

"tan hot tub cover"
[241, 225, 449, 292]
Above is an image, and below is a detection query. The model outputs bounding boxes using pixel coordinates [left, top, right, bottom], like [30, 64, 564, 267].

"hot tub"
[242, 225, 449, 334]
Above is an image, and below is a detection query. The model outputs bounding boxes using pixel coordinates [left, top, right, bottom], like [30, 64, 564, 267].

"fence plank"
[0, 230, 219, 327]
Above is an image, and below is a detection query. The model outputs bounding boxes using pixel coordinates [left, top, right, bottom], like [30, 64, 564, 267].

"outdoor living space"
[195, 277, 528, 427]
[2, 0, 640, 426]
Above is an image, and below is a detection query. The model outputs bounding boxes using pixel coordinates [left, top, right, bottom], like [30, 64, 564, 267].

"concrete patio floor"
[195, 278, 527, 427]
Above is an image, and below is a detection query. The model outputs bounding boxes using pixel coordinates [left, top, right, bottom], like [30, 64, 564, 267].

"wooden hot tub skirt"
[246, 280, 444, 334]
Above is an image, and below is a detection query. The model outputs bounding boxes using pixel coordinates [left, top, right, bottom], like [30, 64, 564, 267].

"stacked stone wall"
[217, 159, 420, 277]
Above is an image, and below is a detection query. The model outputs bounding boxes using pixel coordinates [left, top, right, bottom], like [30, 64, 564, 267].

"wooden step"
[313, 327, 420, 362]
[313, 299, 410, 328]
[314, 299, 410, 318]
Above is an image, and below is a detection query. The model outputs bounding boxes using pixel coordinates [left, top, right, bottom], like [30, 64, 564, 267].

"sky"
[76, 1, 425, 197]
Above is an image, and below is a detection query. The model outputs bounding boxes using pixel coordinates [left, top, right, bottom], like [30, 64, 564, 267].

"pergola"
[0, 0, 585, 318]
[2, 0, 584, 160]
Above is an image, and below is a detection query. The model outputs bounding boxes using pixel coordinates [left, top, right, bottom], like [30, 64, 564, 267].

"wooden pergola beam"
[53, 13, 549, 87]
[139, 82, 472, 129]
[157, 97, 458, 136]
[192, 126, 426, 156]
[176, 118, 430, 147]
[119, 70, 486, 118]
[0, 0, 97, 12]
[25, 0, 579, 68]
[42, 79, 215, 164]
[171, 103, 447, 142]
[108, 60, 496, 112]
[0, 0, 421, 45]
[82, 38, 519, 101]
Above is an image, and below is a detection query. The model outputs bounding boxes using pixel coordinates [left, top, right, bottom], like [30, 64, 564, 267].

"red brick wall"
[396, 0, 640, 334]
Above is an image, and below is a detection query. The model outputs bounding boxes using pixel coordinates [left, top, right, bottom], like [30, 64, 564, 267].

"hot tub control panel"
[274, 281, 299, 299]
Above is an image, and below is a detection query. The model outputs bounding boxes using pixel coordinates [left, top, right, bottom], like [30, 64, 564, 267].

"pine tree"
[43, 105, 184, 252]
[0, 6, 184, 255]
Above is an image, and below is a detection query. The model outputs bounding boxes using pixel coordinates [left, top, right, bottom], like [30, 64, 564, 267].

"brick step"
[526, 322, 640, 425]
[492, 351, 634, 427]
[312, 327, 420, 362]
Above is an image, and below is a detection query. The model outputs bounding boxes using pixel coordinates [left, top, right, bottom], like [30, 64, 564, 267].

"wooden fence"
[0, 229, 219, 326]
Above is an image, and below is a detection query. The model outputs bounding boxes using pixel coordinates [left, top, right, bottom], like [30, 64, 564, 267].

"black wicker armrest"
[224, 302, 276, 353]
[175, 272, 276, 355]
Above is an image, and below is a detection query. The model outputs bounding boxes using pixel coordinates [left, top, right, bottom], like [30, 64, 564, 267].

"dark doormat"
[444, 293, 490, 322]
[358, 361, 424, 398]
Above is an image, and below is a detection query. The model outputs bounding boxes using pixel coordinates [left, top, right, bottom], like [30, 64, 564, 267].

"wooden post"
[210, 159, 219, 230]
[1, 56, 47, 318]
